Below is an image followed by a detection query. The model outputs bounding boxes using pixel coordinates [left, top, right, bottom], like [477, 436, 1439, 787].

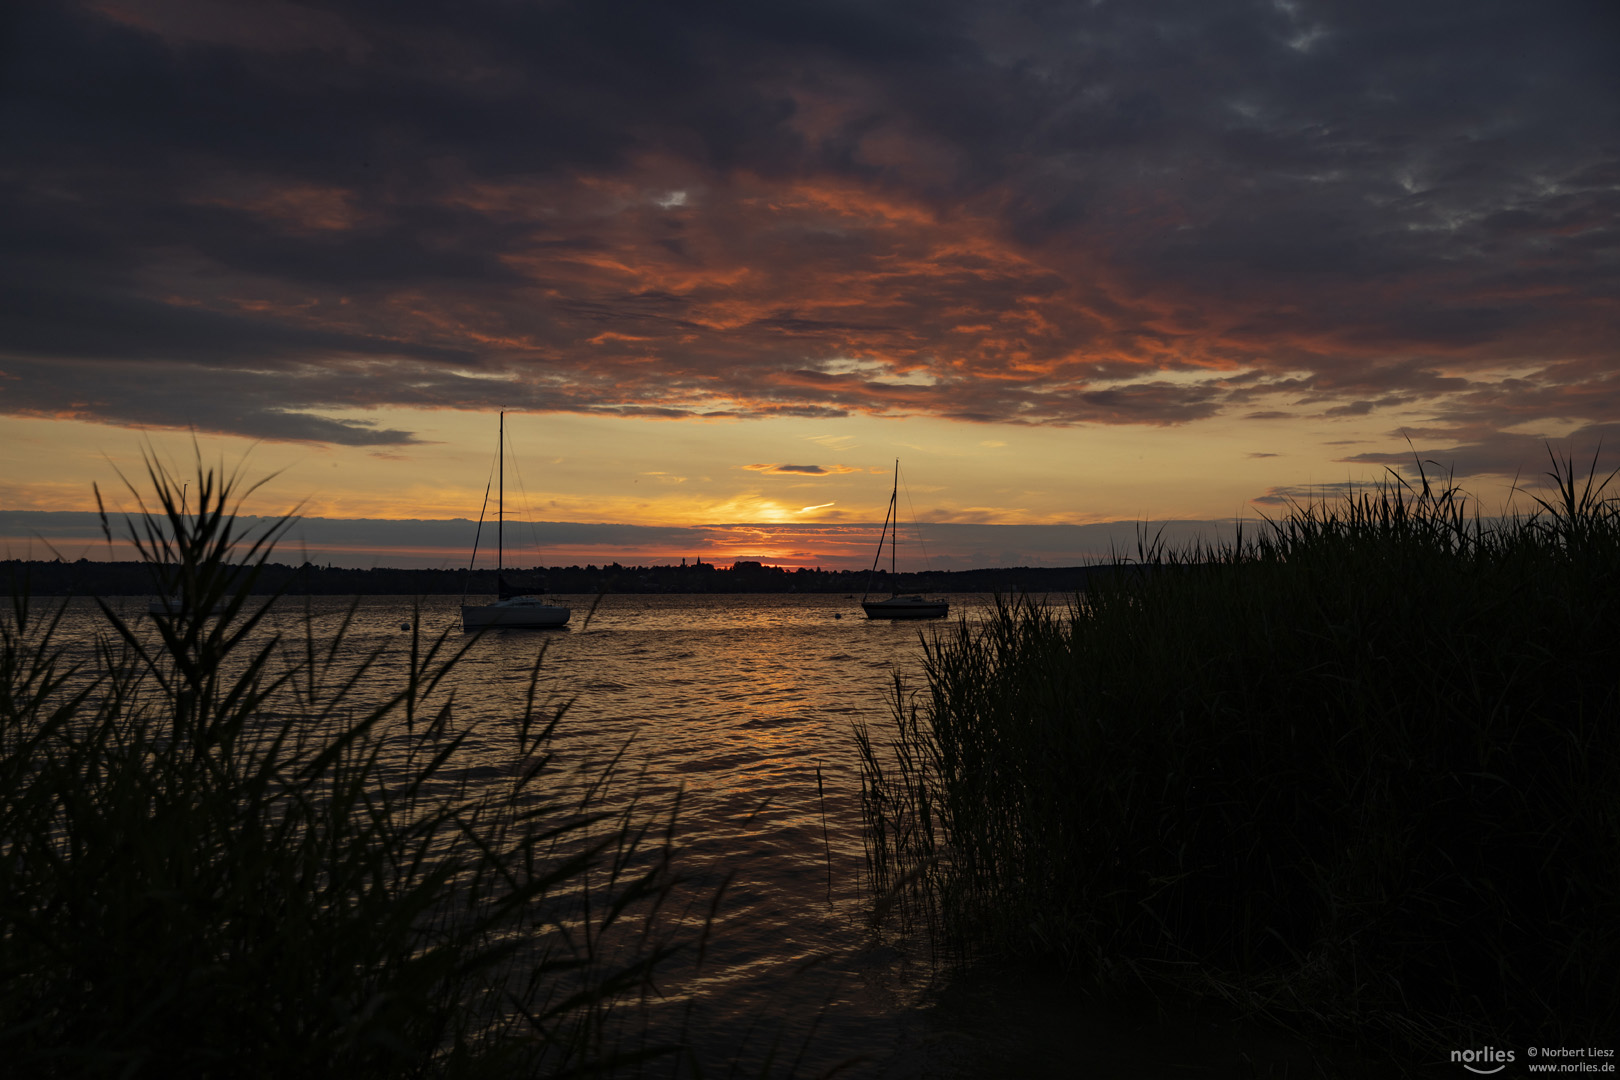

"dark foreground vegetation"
[859, 453, 1620, 1062]
[1, 461, 695, 1077]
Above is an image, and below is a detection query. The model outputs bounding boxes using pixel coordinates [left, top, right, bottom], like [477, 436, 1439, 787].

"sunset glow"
[2, 1, 1615, 568]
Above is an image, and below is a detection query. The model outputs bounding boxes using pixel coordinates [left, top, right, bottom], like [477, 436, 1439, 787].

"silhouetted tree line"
[3, 558, 1128, 596]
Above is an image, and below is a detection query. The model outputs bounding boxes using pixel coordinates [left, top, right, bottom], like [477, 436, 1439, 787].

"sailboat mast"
[861, 458, 899, 603]
[890, 459, 898, 589]
[498, 411, 504, 575]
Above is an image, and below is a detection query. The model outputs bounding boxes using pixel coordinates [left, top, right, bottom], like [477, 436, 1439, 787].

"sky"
[2, 0, 1616, 569]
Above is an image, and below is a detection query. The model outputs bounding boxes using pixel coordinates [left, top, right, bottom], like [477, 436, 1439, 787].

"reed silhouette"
[858, 449, 1620, 1059]
[1, 453, 692, 1077]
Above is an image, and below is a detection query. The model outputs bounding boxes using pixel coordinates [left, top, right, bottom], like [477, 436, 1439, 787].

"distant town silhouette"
[5, 558, 1132, 597]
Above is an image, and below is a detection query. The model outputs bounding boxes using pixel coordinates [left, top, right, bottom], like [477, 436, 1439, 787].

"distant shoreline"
[3, 558, 1138, 597]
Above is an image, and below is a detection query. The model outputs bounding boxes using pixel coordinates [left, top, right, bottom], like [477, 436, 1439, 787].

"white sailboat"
[861, 460, 948, 620]
[460, 412, 570, 631]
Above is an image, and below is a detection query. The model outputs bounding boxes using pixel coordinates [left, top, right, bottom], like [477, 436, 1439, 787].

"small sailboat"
[461, 412, 570, 631]
[861, 460, 948, 620]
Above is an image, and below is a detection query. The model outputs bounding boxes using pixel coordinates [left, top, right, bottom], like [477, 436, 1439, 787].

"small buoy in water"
[400, 621, 412, 631]
[833, 613, 842, 619]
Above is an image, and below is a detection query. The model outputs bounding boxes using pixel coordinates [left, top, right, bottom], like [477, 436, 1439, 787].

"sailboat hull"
[862, 596, 948, 620]
[462, 413, 570, 631]
[461, 599, 570, 630]
[860, 461, 946, 620]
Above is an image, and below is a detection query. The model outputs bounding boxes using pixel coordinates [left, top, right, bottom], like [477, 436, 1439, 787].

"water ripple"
[45, 590, 1005, 1075]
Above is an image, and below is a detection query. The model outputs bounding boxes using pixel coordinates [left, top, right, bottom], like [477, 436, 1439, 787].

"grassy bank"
[858, 453, 1620, 1056]
[1, 460, 690, 1077]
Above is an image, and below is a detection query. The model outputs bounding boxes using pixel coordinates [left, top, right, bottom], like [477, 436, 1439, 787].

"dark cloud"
[0, 357, 422, 445]
[745, 463, 827, 475]
[0, 510, 1248, 569]
[0, 0, 1614, 461]
[1337, 423, 1620, 483]
[1251, 423, 1620, 508]
[1250, 481, 1386, 507]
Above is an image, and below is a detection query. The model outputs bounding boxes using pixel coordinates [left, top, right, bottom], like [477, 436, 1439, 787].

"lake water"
[41, 591, 1406, 1078]
[62, 591, 998, 1076]
[429, 591, 966, 1074]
